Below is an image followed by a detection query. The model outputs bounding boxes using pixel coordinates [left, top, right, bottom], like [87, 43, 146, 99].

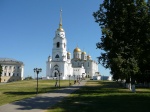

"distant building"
[46, 10, 99, 79]
[0, 58, 24, 83]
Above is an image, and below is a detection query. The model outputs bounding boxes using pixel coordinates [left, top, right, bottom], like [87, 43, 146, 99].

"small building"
[0, 58, 24, 83]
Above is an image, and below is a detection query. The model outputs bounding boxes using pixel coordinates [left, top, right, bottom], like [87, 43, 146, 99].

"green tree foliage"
[0, 64, 2, 82]
[93, 0, 150, 83]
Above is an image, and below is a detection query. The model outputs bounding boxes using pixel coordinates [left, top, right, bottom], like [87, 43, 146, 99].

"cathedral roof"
[74, 47, 81, 52]
[0, 58, 24, 64]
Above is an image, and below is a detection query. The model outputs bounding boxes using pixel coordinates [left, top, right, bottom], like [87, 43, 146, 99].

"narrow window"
[57, 42, 60, 48]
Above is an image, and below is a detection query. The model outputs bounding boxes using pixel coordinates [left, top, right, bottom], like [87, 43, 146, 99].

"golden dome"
[82, 51, 86, 54]
[87, 55, 91, 58]
[67, 52, 71, 55]
[57, 24, 64, 32]
[74, 47, 81, 52]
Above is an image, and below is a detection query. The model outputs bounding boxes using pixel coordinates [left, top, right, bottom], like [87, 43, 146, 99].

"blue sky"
[0, 0, 110, 78]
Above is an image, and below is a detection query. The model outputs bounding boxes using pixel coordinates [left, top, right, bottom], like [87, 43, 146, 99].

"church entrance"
[52, 70, 59, 77]
[54, 72, 57, 77]
[52, 65, 60, 77]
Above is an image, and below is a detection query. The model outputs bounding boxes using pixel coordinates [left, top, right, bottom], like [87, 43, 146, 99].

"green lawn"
[47, 81, 150, 112]
[0, 79, 74, 106]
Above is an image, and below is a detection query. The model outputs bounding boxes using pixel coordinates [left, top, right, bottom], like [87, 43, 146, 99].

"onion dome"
[87, 55, 91, 59]
[82, 51, 86, 54]
[74, 47, 81, 52]
[67, 52, 71, 55]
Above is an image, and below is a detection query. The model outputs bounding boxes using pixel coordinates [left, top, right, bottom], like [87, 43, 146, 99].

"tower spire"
[60, 9, 62, 26]
[57, 9, 64, 31]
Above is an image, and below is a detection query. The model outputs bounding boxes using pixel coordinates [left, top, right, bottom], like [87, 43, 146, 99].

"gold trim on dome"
[74, 47, 81, 52]
[57, 28, 64, 31]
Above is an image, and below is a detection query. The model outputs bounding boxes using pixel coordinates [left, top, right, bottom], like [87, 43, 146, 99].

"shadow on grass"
[48, 93, 150, 112]
[47, 81, 150, 112]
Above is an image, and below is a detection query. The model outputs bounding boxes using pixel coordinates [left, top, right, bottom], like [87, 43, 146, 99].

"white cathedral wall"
[46, 61, 51, 77]
[71, 59, 99, 78]
[73, 68, 85, 77]
[73, 52, 82, 59]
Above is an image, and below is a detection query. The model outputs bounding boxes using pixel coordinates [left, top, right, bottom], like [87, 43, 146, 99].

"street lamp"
[68, 75, 71, 86]
[33, 68, 42, 94]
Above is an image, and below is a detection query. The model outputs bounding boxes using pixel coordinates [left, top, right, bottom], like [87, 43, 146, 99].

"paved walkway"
[0, 80, 87, 112]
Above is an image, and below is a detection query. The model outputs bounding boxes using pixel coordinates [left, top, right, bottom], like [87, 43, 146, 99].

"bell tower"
[52, 10, 67, 62]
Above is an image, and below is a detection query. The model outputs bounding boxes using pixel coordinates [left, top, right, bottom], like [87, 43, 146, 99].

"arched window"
[57, 42, 60, 48]
[55, 54, 59, 58]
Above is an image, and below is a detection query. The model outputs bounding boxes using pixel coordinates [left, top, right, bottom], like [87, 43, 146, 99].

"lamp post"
[33, 68, 42, 94]
[68, 75, 71, 86]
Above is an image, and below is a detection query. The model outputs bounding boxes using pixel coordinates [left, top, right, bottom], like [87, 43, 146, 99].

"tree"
[0, 64, 2, 83]
[93, 0, 150, 91]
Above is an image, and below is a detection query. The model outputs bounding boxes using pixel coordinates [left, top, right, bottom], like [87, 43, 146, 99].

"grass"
[0, 79, 74, 106]
[47, 81, 150, 112]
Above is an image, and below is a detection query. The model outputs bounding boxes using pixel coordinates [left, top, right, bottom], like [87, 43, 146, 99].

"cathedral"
[46, 11, 99, 80]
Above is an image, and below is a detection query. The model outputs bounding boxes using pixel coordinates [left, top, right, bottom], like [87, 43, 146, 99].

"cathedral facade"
[46, 11, 99, 79]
